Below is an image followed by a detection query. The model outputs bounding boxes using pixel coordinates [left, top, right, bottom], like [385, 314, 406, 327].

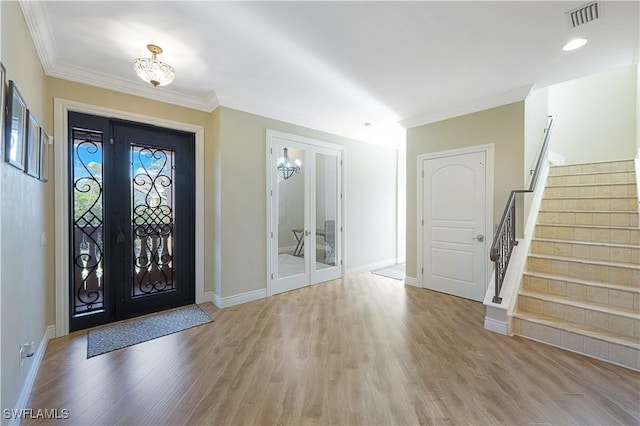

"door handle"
[305, 229, 311, 236]
[472, 234, 484, 242]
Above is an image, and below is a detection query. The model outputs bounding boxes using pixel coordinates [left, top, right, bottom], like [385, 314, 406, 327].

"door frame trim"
[265, 129, 345, 297]
[53, 98, 205, 337]
[416, 143, 494, 292]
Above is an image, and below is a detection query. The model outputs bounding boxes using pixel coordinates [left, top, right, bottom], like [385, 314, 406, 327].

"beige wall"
[216, 107, 398, 298]
[1, 0, 49, 416]
[405, 102, 525, 279]
[548, 65, 638, 164]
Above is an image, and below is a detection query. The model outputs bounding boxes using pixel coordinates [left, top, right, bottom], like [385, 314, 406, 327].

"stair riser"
[531, 241, 640, 264]
[518, 295, 639, 339]
[534, 226, 639, 245]
[513, 317, 639, 371]
[547, 172, 636, 186]
[522, 275, 639, 310]
[549, 161, 635, 176]
[537, 211, 639, 227]
[540, 198, 637, 212]
[527, 257, 639, 287]
[544, 184, 637, 198]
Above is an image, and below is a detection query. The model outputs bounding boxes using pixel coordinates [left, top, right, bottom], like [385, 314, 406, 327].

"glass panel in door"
[276, 144, 306, 279]
[314, 152, 338, 271]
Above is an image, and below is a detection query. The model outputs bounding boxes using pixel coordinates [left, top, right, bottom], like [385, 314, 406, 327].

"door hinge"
[421, 219, 424, 226]
[340, 226, 343, 232]
[421, 170, 424, 178]
[270, 190, 273, 196]
[270, 148, 273, 154]
[109, 138, 114, 145]
[271, 273, 273, 280]
[340, 193, 343, 199]
[340, 160, 343, 166]
[341, 260, 343, 265]
[421, 267, 424, 274]
[270, 231, 273, 238]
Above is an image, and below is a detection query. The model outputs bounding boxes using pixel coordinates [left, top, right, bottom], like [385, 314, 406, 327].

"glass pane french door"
[69, 112, 195, 331]
[270, 133, 342, 296]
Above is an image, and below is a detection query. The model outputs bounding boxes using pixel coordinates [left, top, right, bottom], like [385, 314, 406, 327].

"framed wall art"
[0, 62, 6, 158]
[39, 128, 51, 182]
[25, 110, 41, 178]
[5, 80, 27, 170]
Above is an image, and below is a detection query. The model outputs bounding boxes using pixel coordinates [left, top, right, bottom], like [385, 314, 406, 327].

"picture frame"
[0, 62, 6, 159]
[25, 110, 41, 178]
[39, 127, 51, 182]
[5, 80, 27, 170]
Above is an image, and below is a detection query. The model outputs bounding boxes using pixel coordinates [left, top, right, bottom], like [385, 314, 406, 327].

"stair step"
[513, 313, 639, 371]
[537, 210, 638, 227]
[517, 292, 638, 341]
[534, 224, 639, 244]
[549, 160, 635, 175]
[527, 253, 639, 287]
[544, 183, 637, 199]
[546, 171, 636, 186]
[519, 289, 640, 320]
[531, 238, 640, 264]
[540, 197, 637, 212]
[523, 271, 640, 299]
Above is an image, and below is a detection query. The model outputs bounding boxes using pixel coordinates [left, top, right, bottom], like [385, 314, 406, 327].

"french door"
[69, 112, 195, 331]
[268, 131, 344, 295]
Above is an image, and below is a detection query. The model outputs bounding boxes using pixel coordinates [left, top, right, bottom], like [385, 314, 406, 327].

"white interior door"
[421, 150, 487, 301]
[268, 132, 343, 296]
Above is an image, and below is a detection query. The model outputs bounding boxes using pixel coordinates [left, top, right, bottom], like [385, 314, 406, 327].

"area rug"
[87, 305, 212, 358]
[370, 263, 405, 280]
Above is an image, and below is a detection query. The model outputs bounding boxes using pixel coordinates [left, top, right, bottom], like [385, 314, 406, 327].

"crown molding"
[49, 61, 219, 112]
[400, 84, 534, 129]
[19, 0, 58, 74]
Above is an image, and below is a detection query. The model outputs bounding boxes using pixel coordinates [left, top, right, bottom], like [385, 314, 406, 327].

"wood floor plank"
[23, 272, 640, 425]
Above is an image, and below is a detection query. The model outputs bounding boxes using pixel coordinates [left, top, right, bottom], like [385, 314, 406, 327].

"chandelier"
[277, 147, 301, 180]
[133, 44, 175, 87]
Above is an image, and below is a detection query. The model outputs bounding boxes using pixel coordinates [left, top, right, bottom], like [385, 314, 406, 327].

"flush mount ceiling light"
[562, 38, 588, 51]
[133, 44, 175, 87]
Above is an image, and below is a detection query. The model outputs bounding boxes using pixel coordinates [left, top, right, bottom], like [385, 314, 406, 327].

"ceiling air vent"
[567, 2, 599, 28]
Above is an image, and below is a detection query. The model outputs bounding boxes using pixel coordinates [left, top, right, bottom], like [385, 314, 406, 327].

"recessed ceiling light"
[363, 122, 372, 127]
[562, 38, 588, 51]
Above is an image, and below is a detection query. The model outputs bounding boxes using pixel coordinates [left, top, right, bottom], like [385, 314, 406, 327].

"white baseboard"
[9, 325, 55, 426]
[484, 317, 509, 335]
[202, 291, 215, 304]
[213, 288, 267, 308]
[404, 276, 420, 287]
[346, 258, 397, 273]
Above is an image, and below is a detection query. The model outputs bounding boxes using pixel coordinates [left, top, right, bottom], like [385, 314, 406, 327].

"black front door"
[69, 112, 195, 331]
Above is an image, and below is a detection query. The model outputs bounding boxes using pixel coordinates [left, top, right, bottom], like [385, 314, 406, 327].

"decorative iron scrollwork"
[131, 146, 176, 297]
[72, 130, 104, 315]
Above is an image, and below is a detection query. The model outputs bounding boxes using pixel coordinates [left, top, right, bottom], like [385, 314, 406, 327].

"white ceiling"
[20, 1, 640, 147]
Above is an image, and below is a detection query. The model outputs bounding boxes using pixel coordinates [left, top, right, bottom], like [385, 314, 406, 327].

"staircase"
[513, 159, 639, 371]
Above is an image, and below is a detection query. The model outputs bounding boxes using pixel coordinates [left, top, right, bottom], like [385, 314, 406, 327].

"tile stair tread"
[532, 237, 639, 250]
[542, 197, 638, 201]
[523, 270, 640, 294]
[546, 182, 636, 188]
[538, 209, 638, 213]
[519, 289, 640, 319]
[528, 252, 640, 269]
[549, 169, 635, 175]
[514, 310, 640, 350]
[535, 223, 639, 230]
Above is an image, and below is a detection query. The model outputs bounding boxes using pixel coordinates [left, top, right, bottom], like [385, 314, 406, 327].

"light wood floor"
[25, 272, 639, 425]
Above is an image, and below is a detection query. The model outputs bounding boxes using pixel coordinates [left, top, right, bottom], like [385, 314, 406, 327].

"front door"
[69, 112, 195, 331]
[421, 149, 488, 301]
[268, 131, 343, 295]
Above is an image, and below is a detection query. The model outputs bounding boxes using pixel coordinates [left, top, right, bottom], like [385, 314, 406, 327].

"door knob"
[305, 229, 311, 236]
[473, 234, 484, 242]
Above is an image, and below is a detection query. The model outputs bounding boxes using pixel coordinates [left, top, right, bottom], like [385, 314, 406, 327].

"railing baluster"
[490, 116, 555, 304]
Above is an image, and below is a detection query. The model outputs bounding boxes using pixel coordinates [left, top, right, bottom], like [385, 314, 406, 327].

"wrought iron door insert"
[69, 112, 195, 331]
